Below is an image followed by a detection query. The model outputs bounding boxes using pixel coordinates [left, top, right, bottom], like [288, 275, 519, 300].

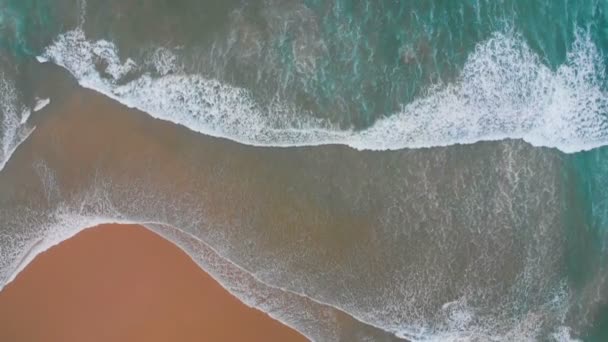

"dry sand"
[0, 223, 307, 342]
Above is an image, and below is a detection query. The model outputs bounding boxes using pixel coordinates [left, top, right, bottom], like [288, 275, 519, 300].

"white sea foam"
[39, 29, 608, 153]
[33, 98, 50, 112]
[1, 206, 574, 342]
[0, 211, 367, 342]
[0, 159, 375, 342]
[0, 74, 34, 172]
[7, 27, 599, 341]
[0, 146, 579, 342]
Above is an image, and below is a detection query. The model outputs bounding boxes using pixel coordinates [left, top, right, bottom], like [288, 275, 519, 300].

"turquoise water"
[2, 0, 608, 340]
[0, 0, 57, 57]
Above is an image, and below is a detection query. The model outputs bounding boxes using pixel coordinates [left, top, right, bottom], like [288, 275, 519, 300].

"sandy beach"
[0, 223, 307, 342]
[0, 61, 560, 341]
[0, 62, 404, 341]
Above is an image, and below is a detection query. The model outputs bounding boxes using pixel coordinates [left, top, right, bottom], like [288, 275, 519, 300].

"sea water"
[1, 1, 608, 341]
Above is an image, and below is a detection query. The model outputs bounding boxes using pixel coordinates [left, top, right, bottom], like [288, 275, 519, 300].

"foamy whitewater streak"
[0, 99, 584, 341]
[0, 148, 580, 342]
[0, 214, 334, 342]
[0, 74, 34, 172]
[0, 179, 395, 342]
[39, 29, 608, 153]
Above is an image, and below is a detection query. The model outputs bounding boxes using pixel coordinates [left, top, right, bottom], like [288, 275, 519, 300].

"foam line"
[40, 29, 607, 153]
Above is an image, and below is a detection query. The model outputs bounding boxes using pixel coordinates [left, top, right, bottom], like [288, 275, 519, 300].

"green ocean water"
[566, 147, 608, 342]
[4, 0, 607, 126]
[2, 0, 608, 340]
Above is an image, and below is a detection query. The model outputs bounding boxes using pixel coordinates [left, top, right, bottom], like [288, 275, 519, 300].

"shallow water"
[1, 1, 608, 341]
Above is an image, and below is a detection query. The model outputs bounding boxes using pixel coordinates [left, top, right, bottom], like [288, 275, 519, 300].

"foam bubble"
[39, 29, 607, 153]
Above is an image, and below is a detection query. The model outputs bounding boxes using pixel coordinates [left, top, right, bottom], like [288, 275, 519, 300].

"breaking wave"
[40, 28, 607, 153]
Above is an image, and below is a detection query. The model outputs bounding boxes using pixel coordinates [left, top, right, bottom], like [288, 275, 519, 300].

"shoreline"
[0, 223, 309, 342]
[0, 215, 405, 342]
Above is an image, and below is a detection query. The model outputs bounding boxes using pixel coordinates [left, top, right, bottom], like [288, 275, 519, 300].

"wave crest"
[40, 29, 607, 153]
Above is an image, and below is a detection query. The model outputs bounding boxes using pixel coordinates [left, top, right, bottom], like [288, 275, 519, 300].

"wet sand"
[0, 223, 307, 342]
[0, 61, 563, 340]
